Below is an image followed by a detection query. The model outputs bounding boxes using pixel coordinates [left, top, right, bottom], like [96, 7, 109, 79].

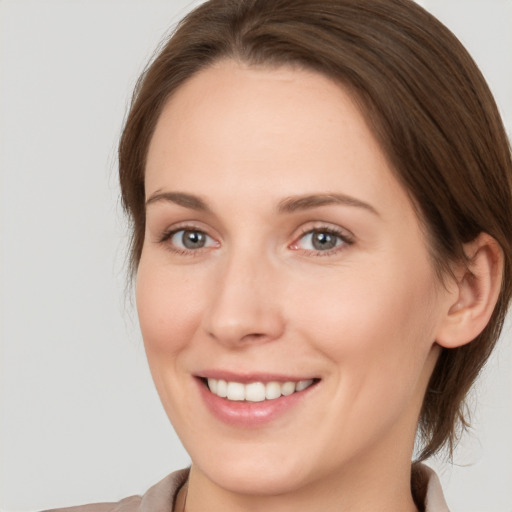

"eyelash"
[290, 225, 354, 256]
[158, 224, 217, 256]
[157, 224, 354, 256]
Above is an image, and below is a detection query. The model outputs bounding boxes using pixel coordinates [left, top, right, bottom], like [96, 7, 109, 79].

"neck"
[183, 447, 419, 512]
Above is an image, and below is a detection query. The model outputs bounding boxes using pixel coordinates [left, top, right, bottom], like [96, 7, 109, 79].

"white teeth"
[296, 379, 313, 392]
[265, 381, 282, 400]
[216, 379, 227, 398]
[281, 381, 296, 396]
[245, 382, 266, 402]
[207, 378, 217, 394]
[206, 378, 315, 401]
[226, 381, 245, 401]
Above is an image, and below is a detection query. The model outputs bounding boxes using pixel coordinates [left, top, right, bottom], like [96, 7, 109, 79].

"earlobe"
[436, 233, 504, 349]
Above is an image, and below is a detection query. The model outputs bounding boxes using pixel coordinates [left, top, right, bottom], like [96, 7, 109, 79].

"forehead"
[145, 60, 411, 222]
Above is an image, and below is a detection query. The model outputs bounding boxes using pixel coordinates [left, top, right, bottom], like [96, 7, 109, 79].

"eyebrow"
[145, 191, 378, 216]
[145, 191, 211, 212]
[278, 193, 379, 215]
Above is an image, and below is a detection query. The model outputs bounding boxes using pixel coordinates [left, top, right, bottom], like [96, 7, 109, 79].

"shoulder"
[41, 496, 140, 512]
[412, 463, 450, 512]
[42, 468, 189, 512]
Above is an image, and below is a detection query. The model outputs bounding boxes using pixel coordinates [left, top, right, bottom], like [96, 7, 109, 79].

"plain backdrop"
[0, 1, 511, 511]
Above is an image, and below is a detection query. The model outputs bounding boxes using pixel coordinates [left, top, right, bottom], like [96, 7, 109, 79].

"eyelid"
[155, 219, 213, 240]
[171, 229, 217, 248]
[157, 222, 220, 254]
[289, 223, 355, 254]
[153, 220, 354, 256]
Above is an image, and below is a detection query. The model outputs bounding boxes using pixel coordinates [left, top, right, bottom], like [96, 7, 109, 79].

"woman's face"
[137, 61, 453, 495]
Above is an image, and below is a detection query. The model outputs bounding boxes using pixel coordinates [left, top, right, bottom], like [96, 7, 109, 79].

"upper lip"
[196, 370, 319, 384]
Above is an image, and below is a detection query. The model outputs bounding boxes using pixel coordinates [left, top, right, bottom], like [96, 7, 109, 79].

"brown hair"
[119, 0, 512, 460]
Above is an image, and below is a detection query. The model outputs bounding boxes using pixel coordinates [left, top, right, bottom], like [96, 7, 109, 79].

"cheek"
[292, 266, 440, 445]
[136, 260, 206, 358]
[292, 261, 440, 388]
[136, 260, 209, 426]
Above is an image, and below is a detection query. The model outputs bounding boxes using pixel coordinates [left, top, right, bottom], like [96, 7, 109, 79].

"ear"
[436, 233, 504, 349]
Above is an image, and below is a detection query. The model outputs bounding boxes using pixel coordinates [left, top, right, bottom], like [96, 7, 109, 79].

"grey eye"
[297, 230, 344, 251]
[171, 229, 213, 250]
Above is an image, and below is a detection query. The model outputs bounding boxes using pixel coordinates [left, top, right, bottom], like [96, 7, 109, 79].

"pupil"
[182, 231, 205, 249]
[312, 232, 336, 250]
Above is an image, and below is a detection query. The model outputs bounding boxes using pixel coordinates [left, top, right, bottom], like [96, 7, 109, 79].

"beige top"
[43, 464, 449, 512]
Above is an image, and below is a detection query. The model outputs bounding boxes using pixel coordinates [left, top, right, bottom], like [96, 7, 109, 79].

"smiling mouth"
[203, 378, 319, 402]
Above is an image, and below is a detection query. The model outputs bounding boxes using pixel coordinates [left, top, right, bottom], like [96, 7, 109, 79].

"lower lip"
[196, 379, 318, 427]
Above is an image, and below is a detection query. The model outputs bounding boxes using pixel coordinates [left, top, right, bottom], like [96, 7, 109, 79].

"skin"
[137, 60, 464, 512]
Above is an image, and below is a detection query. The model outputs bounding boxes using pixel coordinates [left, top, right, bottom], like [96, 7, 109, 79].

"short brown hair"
[118, 0, 512, 460]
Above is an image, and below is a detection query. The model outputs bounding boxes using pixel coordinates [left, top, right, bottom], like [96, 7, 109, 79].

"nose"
[201, 249, 285, 347]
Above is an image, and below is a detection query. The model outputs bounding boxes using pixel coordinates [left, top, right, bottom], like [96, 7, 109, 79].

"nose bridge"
[202, 242, 284, 346]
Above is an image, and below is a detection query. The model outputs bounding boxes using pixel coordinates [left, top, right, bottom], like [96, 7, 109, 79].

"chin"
[195, 455, 314, 496]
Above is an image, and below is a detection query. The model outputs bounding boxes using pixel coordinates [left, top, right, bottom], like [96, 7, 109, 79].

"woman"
[47, 0, 511, 510]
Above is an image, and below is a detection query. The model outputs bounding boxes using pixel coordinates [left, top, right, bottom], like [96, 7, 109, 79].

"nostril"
[242, 332, 266, 340]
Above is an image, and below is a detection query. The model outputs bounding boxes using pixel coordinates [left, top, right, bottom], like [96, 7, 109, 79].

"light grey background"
[0, 1, 511, 511]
